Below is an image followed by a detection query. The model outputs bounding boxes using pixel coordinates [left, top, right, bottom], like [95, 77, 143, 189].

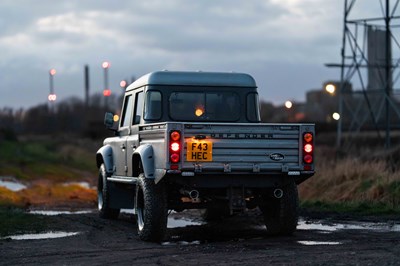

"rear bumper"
[166, 172, 314, 188]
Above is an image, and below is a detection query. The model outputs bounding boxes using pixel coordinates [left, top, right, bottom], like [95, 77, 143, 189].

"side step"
[107, 175, 138, 185]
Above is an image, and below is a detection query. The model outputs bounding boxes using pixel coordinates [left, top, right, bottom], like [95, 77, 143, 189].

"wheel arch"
[96, 145, 114, 174]
[132, 144, 155, 179]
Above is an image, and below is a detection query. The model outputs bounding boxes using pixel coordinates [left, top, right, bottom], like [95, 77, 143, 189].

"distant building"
[305, 81, 352, 123]
[367, 26, 392, 92]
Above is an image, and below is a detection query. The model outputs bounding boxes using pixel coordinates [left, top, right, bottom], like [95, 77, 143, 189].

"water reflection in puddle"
[168, 217, 203, 228]
[0, 177, 27, 191]
[4, 231, 80, 240]
[29, 210, 94, 216]
[120, 209, 204, 228]
[298, 219, 400, 232]
[298, 240, 341, 246]
[63, 181, 93, 189]
[162, 240, 201, 246]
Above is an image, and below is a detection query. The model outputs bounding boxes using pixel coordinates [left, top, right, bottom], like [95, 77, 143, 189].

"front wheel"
[259, 182, 299, 236]
[135, 174, 167, 242]
[98, 164, 120, 219]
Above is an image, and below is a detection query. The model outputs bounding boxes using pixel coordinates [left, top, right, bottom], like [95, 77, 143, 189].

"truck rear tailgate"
[181, 123, 313, 174]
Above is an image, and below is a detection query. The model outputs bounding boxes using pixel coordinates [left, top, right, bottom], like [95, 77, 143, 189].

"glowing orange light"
[103, 89, 111, 97]
[102, 61, 110, 69]
[113, 115, 119, 122]
[325, 84, 335, 94]
[195, 108, 204, 117]
[304, 133, 313, 143]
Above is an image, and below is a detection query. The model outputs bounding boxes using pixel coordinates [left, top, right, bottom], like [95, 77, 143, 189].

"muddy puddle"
[297, 219, 400, 232]
[4, 231, 80, 240]
[29, 210, 94, 216]
[297, 240, 342, 246]
[6, 209, 398, 242]
[120, 209, 204, 228]
[62, 181, 94, 189]
[0, 177, 27, 191]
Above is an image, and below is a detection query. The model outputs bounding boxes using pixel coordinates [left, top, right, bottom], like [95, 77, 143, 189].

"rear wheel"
[259, 182, 299, 236]
[98, 164, 120, 219]
[135, 174, 167, 242]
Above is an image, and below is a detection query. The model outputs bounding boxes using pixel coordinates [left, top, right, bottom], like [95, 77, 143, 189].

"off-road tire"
[98, 164, 120, 219]
[135, 174, 167, 242]
[260, 182, 299, 236]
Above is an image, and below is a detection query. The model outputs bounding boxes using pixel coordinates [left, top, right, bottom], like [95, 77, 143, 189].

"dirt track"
[1, 210, 400, 265]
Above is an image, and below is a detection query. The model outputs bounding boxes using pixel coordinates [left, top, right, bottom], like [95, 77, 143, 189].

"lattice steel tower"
[330, 0, 400, 149]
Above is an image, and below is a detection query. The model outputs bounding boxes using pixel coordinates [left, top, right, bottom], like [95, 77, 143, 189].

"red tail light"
[170, 131, 181, 141]
[304, 154, 313, 164]
[303, 132, 314, 165]
[169, 130, 181, 165]
[170, 153, 180, 163]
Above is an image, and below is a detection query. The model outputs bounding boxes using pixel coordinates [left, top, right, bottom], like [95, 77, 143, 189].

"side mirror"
[104, 112, 115, 129]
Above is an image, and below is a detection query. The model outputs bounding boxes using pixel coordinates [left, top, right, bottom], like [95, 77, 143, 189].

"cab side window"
[246, 92, 261, 122]
[144, 91, 162, 121]
[120, 95, 133, 128]
[133, 91, 144, 125]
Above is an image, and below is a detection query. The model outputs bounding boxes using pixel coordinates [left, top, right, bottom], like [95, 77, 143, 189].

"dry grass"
[0, 137, 98, 209]
[299, 144, 400, 209]
[0, 183, 97, 209]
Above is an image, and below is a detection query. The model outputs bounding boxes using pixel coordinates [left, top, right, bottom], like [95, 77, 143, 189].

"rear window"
[169, 92, 240, 122]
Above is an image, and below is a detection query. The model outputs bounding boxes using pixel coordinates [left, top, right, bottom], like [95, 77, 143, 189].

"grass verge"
[0, 207, 49, 238]
[0, 138, 97, 181]
[301, 200, 400, 217]
[298, 144, 400, 213]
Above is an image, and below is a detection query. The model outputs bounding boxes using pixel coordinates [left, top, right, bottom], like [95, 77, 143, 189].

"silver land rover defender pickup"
[96, 71, 315, 242]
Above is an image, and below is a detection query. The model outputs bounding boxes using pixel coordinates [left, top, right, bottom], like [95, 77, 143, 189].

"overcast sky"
[0, 0, 380, 110]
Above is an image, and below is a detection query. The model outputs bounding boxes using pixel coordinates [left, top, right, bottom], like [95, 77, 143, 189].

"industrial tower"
[330, 0, 400, 149]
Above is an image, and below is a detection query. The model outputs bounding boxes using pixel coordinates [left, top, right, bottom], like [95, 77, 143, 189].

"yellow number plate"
[186, 141, 213, 162]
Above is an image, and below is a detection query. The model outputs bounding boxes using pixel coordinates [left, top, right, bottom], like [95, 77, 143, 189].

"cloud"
[0, 0, 348, 109]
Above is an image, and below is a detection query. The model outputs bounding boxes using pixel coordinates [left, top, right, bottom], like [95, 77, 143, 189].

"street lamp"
[332, 112, 340, 121]
[285, 101, 293, 109]
[48, 69, 57, 102]
[325, 83, 336, 94]
[102, 61, 111, 107]
[120, 80, 128, 89]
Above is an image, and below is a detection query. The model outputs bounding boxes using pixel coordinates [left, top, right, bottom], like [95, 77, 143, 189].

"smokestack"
[84, 65, 90, 108]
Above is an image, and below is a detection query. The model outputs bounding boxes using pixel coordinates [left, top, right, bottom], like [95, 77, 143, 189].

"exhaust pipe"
[180, 189, 200, 202]
[189, 190, 199, 200]
[273, 188, 283, 199]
